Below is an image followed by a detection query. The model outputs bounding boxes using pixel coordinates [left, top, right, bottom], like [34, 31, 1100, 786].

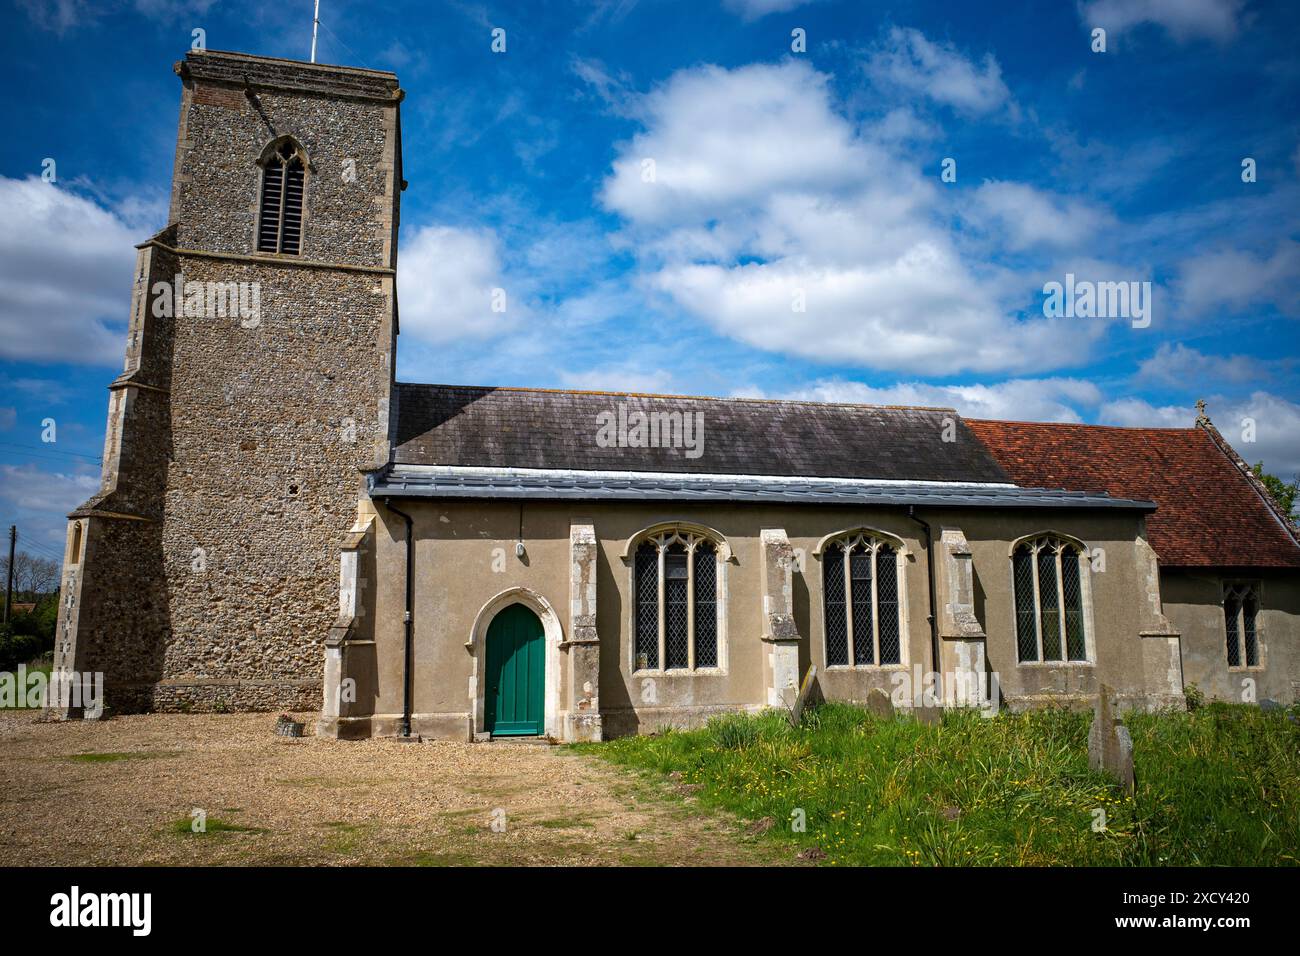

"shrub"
[0, 623, 43, 672]
[706, 712, 760, 750]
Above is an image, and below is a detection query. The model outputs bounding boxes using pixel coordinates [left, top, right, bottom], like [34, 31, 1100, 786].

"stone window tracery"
[1012, 535, 1089, 663]
[822, 531, 903, 667]
[257, 138, 307, 255]
[1223, 582, 1260, 668]
[632, 529, 721, 672]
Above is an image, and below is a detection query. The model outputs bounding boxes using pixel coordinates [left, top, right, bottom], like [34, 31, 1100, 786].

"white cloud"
[600, 61, 871, 227]
[16, 0, 92, 32]
[1136, 343, 1264, 386]
[1174, 240, 1300, 319]
[721, 0, 821, 21]
[653, 255, 1090, 375]
[559, 365, 678, 394]
[569, 56, 640, 118]
[0, 463, 99, 552]
[601, 59, 1112, 375]
[1079, 0, 1246, 42]
[0, 176, 136, 365]
[765, 377, 1103, 423]
[966, 181, 1113, 251]
[396, 225, 522, 345]
[131, 0, 218, 16]
[1100, 390, 1300, 476]
[865, 27, 1013, 116]
[19, 0, 215, 31]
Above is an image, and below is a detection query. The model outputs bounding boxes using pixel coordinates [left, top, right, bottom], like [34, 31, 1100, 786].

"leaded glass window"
[824, 545, 848, 666]
[634, 543, 659, 670]
[1012, 536, 1089, 663]
[876, 545, 901, 665]
[632, 529, 722, 672]
[694, 541, 718, 668]
[1224, 583, 1260, 667]
[665, 546, 689, 670]
[821, 532, 904, 667]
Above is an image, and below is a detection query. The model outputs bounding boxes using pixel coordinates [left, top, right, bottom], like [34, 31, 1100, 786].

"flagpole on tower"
[310, 0, 320, 63]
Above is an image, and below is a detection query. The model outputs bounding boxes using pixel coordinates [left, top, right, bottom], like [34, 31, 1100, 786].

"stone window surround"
[622, 521, 731, 677]
[1222, 579, 1265, 671]
[66, 520, 84, 566]
[252, 135, 312, 258]
[812, 527, 911, 671]
[1007, 531, 1097, 666]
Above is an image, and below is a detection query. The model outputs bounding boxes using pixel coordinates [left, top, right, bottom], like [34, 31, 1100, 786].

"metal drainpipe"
[383, 498, 415, 738]
[907, 506, 941, 688]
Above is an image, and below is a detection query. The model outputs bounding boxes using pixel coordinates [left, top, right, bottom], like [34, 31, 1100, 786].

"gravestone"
[1088, 684, 1135, 794]
[912, 705, 943, 727]
[789, 665, 818, 727]
[865, 688, 895, 720]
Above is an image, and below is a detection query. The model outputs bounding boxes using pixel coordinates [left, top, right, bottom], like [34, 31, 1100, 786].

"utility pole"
[3, 525, 15, 625]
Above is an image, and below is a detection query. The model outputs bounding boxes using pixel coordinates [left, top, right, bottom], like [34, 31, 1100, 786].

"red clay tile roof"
[967, 420, 1300, 569]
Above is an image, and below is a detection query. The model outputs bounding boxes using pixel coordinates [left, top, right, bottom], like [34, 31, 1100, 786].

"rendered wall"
[341, 498, 1184, 739]
[1163, 569, 1300, 705]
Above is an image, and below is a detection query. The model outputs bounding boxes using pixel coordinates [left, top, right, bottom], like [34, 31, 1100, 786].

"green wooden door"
[485, 604, 545, 736]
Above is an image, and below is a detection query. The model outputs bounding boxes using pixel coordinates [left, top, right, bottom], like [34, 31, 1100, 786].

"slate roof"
[392, 384, 1012, 483]
[379, 384, 1154, 511]
[968, 419, 1300, 569]
[372, 463, 1151, 510]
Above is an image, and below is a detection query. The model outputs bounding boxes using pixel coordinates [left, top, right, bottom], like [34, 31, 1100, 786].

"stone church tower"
[53, 51, 403, 713]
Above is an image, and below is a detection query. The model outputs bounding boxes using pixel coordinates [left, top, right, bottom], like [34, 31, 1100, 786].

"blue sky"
[1, 0, 1298, 555]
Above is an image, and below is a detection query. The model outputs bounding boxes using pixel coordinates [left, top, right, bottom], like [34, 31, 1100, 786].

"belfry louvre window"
[822, 533, 902, 667]
[1013, 536, 1088, 663]
[1223, 583, 1260, 667]
[257, 140, 306, 255]
[633, 531, 721, 672]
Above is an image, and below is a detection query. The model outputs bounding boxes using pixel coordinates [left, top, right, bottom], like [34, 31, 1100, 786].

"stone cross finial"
[1195, 398, 1209, 426]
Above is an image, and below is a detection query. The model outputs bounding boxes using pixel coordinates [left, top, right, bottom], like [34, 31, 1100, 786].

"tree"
[0, 551, 60, 601]
[1253, 463, 1300, 521]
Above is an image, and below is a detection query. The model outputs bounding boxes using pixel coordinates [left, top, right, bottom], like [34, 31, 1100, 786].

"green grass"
[575, 701, 1300, 866]
[535, 816, 596, 830]
[66, 750, 179, 763]
[169, 816, 263, 837]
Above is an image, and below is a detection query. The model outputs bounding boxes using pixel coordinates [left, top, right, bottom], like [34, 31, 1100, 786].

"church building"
[52, 51, 1300, 740]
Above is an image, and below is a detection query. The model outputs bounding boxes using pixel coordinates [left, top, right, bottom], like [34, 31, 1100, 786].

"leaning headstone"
[789, 665, 818, 727]
[1088, 684, 1135, 794]
[913, 705, 943, 727]
[864, 688, 895, 720]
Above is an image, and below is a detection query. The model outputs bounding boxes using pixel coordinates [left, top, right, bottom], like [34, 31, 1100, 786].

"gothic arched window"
[821, 531, 903, 667]
[631, 527, 724, 672]
[257, 138, 307, 255]
[1012, 535, 1089, 663]
[1223, 583, 1260, 667]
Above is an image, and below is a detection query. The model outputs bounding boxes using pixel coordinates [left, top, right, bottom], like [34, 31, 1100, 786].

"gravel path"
[0, 712, 787, 866]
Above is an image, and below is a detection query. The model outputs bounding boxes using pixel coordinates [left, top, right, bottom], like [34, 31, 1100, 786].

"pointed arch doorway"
[484, 603, 546, 736]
